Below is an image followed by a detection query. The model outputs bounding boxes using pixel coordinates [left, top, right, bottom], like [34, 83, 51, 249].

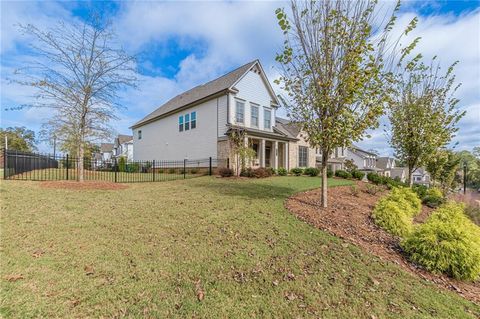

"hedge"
[304, 167, 320, 177]
[335, 170, 352, 179]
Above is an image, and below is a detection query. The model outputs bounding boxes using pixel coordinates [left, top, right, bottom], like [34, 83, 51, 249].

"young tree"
[0, 126, 36, 151]
[228, 129, 256, 176]
[387, 57, 465, 186]
[12, 18, 137, 181]
[275, 0, 412, 207]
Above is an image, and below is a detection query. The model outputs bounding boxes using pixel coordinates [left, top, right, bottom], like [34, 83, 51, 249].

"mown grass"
[1, 176, 479, 318]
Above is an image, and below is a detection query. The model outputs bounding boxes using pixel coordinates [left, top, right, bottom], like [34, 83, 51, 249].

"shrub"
[465, 205, 480, 226]
[351, 170, 365, 180]
[422, 187, 444, 208]
[365, 184, 381, 195]
[266, 167, 276, 176]
[304, 167, 320, 177]
[350, 185, 359, 197]
[371, 187, 422, 237]
[126, 163, 140, 173]
[412, 184, 428, 199]
[335, 170, 352, 179]
[326, 168, 333, 178]
[290, 167, 303, 176]
[386, 178, 407, 189]
[401, 202, 480, 280]
[219, 167, 233, 177]
[190, 168, 198, 174]
[118, 156, 126, 172]
[253, 167, 273, 178]
[240, 168, 254, 177]
[277, 167, 288, 176]
[367, 172, 382, 184]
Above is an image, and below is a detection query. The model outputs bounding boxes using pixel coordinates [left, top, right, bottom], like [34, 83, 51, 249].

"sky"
[1, 0, 479, 156]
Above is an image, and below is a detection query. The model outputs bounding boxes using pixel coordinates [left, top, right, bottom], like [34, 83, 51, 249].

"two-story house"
[344, 146, 378, 172]
[131, 60, 316, 170]
[113, 135, 133, 161]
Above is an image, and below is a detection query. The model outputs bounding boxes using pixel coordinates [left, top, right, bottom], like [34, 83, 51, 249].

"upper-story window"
[236, 100, 245, 124]
[185, 113, 190, 131]
[251, 104, 259, 127]
[264, 108, 271, 130]
[179, 116, 184, 132]
[191, 111, 197, 129]
[138, 130, 142, 140]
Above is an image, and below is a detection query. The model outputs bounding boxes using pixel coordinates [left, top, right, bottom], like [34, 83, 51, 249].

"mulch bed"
[285, 182, 480, 304]
[40, 181, 129, 190]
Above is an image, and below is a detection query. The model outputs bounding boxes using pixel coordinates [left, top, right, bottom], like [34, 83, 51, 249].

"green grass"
[1, 177, 479, 318]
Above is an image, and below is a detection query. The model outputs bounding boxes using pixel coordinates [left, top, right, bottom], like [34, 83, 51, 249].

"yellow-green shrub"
[372, 187, 422, 237]
[372, 198, 413, 237]
[401, 202, 480, 281]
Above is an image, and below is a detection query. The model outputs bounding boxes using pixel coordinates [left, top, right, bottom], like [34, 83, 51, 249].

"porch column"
[260, 139, 266, 167]
[284, 142, 288, 170]
[274, 141, 278, 169]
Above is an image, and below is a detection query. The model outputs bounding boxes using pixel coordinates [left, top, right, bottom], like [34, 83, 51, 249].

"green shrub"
[266, 167, 276, 176]
[422, 187, 444, 208]
[290, 167, 303, 176]
[118, 156, 126, 172]
[386, 178, 407, 189]
[219, 167, 233, 177]
[372, 187, 422, 237]
[401, 202, 480, 281]
[304, 167, 320, 177]
[365, 184, 381, 195]
[351, 170, 365, 180]
[372, 197, 414, 237]
[277, 167, 288, 176]
[350, 185, 359, 197]
[367, 172, 382, 184]
[126, 163, 140, 173]
[335, 170, 352, 179]
[412, 184, 428, 199]
[326, 168, 333, 178]
[240, 168, 254, 177]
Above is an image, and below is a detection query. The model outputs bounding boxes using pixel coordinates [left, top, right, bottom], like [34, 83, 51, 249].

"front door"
[265, 146, 271, 167]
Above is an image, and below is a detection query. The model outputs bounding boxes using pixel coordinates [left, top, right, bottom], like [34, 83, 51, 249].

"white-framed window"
[264, 108, 271, 129]
[251, 104, 259, 127]
[299, 146, 308, 167]
[179, 116, 184, 132]
[191, 111, 196, 129]
[138, 130, 142, 140]
[185, 113, 190, 131]
[235, 100, 245, 124]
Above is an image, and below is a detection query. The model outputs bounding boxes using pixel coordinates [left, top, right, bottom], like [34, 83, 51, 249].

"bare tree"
[275, 0, 417, 207]
[13, 18, 137, 181]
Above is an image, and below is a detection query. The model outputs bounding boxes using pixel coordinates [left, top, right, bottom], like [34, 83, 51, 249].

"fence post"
[183, 159, 186, 179]
[227, 158, 230, 169]
[209, 157, 212, 176]
[3, 148, 6, 180]
[152, 160, 155, 182]
[114, 157, 118, 183]
[66, 154, 69, 180]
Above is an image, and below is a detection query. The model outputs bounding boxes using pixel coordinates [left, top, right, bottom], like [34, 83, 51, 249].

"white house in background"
[315, 147, 347, 172]
[412, 167, 431, 185]
[99, 143, 114, 161]
[377, 156, 396, 177]
[131, 60, 317, 170]
[113, 135, 133, 161]
[344, 146, 379, 172]
[390, 167, 408, 182]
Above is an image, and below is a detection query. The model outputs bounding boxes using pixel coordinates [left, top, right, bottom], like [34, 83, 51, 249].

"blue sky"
[1, 0, 479, 155]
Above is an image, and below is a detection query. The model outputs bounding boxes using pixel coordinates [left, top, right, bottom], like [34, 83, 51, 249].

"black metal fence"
[2, 149, 226, 183]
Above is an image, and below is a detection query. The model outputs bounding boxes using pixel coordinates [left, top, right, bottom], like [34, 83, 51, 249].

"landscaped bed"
[286, 181, 480, 304]
[1, 177, 479, 318]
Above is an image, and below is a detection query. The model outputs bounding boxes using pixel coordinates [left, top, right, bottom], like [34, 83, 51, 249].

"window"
[138, 130, 142, 140]
[264, 108, 271, 129]
[236, 100, 244, 124]
[185, 113, 190, 130]
[251, 104, 259, 127]
[191, 111, 196, 129]
[179, 116, 184, 132]
[299, 146, 308, 167]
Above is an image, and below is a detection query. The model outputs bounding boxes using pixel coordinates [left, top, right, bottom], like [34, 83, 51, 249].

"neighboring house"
[344, 146, 379, 172]
[390, 167, 408, 183]
[113, 135, 133, 161]
[99, 143, 114, 161]
[131, 60, 316, 170]
[377, 156, 396, 177]
[412, 167, 431, 185]
[314, 147, 347, 172]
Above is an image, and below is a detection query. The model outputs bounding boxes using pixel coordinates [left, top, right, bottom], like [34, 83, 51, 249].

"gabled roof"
[100, 143, 114, 153]
[132, 60, 278, 129]
[275, 117, 301, 139]
[348, 145, 377, 157]
[376, 157, 394, 170]
[117, 135, 133, 144]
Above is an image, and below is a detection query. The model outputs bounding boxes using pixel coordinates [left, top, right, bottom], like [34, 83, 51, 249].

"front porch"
[247, 137, 288, 170]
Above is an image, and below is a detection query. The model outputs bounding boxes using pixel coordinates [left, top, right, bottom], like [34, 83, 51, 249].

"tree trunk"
[321, 152, 328, 208]
[408, 166, 413, 187]
[79, 142, 84, 182]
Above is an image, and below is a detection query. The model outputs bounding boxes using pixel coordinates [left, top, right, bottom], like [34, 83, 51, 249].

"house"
[113, 135, 133, 161]
[412, 167, 431, 185]
[344, 146, 379, 172]
[131, 60, 317, 170]
[389, 167, 407, 183]
[99, 143, 114, 161]
[315, 147, 347, 172]
[376, 156, 396, 177]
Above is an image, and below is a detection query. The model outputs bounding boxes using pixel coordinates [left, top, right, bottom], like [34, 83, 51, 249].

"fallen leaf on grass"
[32, 248, 45, 258]
[284, 292, 297, 301]
[5, 274, 24, 282]
[195, 279, 205, 302]
[84, 265, 95, 276]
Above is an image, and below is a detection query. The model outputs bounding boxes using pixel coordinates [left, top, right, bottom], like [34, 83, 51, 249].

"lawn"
[1, 176, 479, 318]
